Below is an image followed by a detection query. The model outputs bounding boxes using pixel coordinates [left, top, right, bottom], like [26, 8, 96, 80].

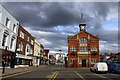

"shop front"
[2, 49, 15, 68]
[15, 53, 33, 68]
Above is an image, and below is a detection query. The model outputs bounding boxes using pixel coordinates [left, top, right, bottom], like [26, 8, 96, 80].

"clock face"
[81, 26, 85, 30]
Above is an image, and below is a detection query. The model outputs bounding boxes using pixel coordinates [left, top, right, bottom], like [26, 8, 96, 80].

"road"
[2, 65, 120, 80]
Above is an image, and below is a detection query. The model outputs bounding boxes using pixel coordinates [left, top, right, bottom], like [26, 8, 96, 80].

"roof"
[68, 31, 99, 40]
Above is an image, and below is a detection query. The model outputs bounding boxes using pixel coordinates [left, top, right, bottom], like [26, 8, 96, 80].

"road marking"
[52, 71, 59, 80]
[93, 73, 112, 80]
[48, 71, 59, 80]
[74, 71, 85, 80]
[48, 71, 57, 80]
[2, 69, 34, 78]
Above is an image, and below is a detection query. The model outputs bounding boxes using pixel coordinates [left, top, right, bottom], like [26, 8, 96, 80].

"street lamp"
[38, 53, 41, 66]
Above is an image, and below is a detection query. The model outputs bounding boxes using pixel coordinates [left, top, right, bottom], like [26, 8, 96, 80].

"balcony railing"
[78, 51, 90, 55]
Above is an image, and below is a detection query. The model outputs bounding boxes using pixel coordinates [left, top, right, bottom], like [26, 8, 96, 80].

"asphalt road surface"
[2, 65, 120, 80]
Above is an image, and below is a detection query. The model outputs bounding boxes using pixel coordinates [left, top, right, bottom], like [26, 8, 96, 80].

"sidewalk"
[0, 65, 46, 77]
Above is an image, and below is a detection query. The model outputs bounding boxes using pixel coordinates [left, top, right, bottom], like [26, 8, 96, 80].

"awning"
[16, 53, 32, 60]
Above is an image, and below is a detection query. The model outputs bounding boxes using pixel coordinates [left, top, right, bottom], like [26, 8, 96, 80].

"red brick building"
[43, 49, 49, 65]
[68, 22, 100, 68]
[15, 25, 34, 67]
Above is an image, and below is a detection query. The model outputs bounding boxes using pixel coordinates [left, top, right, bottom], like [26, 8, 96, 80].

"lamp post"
[38, 53, 40, 66]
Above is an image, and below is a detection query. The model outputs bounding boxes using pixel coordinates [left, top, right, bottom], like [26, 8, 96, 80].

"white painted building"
[0, 3, 19, 68]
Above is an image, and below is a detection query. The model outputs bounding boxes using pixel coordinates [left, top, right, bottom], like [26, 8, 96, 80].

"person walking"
[2, 59, 5, 73]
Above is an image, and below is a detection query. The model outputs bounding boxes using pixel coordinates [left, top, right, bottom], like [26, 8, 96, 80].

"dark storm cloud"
[2, 2, 93, 28]
[2, 2, 118, 53]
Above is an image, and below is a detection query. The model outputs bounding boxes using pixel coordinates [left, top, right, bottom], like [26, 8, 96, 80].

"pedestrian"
[2, 59, 5, 73]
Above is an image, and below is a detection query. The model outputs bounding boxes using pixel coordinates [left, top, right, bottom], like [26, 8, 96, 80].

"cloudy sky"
[2, 2, 119, 55]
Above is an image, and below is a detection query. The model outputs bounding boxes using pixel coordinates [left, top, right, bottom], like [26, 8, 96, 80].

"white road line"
[93, 73, 112, 80]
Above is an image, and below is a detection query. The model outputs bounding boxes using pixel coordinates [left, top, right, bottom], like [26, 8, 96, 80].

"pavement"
[0, 65, 46, 78]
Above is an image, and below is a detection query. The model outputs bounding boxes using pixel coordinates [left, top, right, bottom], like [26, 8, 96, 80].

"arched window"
[79, 37, 87, 43]
[91, 46, 97, 51]
[26, 44, 32, 55]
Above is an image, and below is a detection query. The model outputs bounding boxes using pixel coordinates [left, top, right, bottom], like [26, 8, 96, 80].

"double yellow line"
[48, 71, 59, 80]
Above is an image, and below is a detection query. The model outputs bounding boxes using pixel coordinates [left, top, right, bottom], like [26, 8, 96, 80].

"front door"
[73, 60, 77, 68]
[82, 59, 86, 67]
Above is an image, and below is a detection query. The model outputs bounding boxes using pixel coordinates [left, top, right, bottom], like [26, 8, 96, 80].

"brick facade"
[68, 25, 100, 68]
[15, 25, 34, 66]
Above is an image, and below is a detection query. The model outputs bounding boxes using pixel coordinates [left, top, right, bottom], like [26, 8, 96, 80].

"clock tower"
[79, 14, 86, 32]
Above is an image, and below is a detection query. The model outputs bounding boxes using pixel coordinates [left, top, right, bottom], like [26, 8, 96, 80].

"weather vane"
[80, 13, 84, 23]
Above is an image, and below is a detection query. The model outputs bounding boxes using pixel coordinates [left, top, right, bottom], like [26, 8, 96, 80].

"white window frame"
[31, 40, 33, 45]
[79, 59, 82, 64]
[91, 46, 97, 51]
[27, 37, 30, 42]
[13, 24, 16, 33]
[80, 46, 88, 52]
[20, 31, 24, 39]
[79, 38, 87, 43]
[5, 17, 10, 28]
[70, 46, 76, 51]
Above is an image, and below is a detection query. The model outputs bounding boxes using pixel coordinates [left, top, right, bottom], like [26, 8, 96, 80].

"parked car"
[108, 62, 120, 74]
[90, 62, 108, 73]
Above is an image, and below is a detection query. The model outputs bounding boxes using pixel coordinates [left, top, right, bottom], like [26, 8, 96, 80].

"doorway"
[82, 59, 86, 67]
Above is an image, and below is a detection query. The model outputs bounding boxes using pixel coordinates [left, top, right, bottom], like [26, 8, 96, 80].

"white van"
[90, 62, 108, 73]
